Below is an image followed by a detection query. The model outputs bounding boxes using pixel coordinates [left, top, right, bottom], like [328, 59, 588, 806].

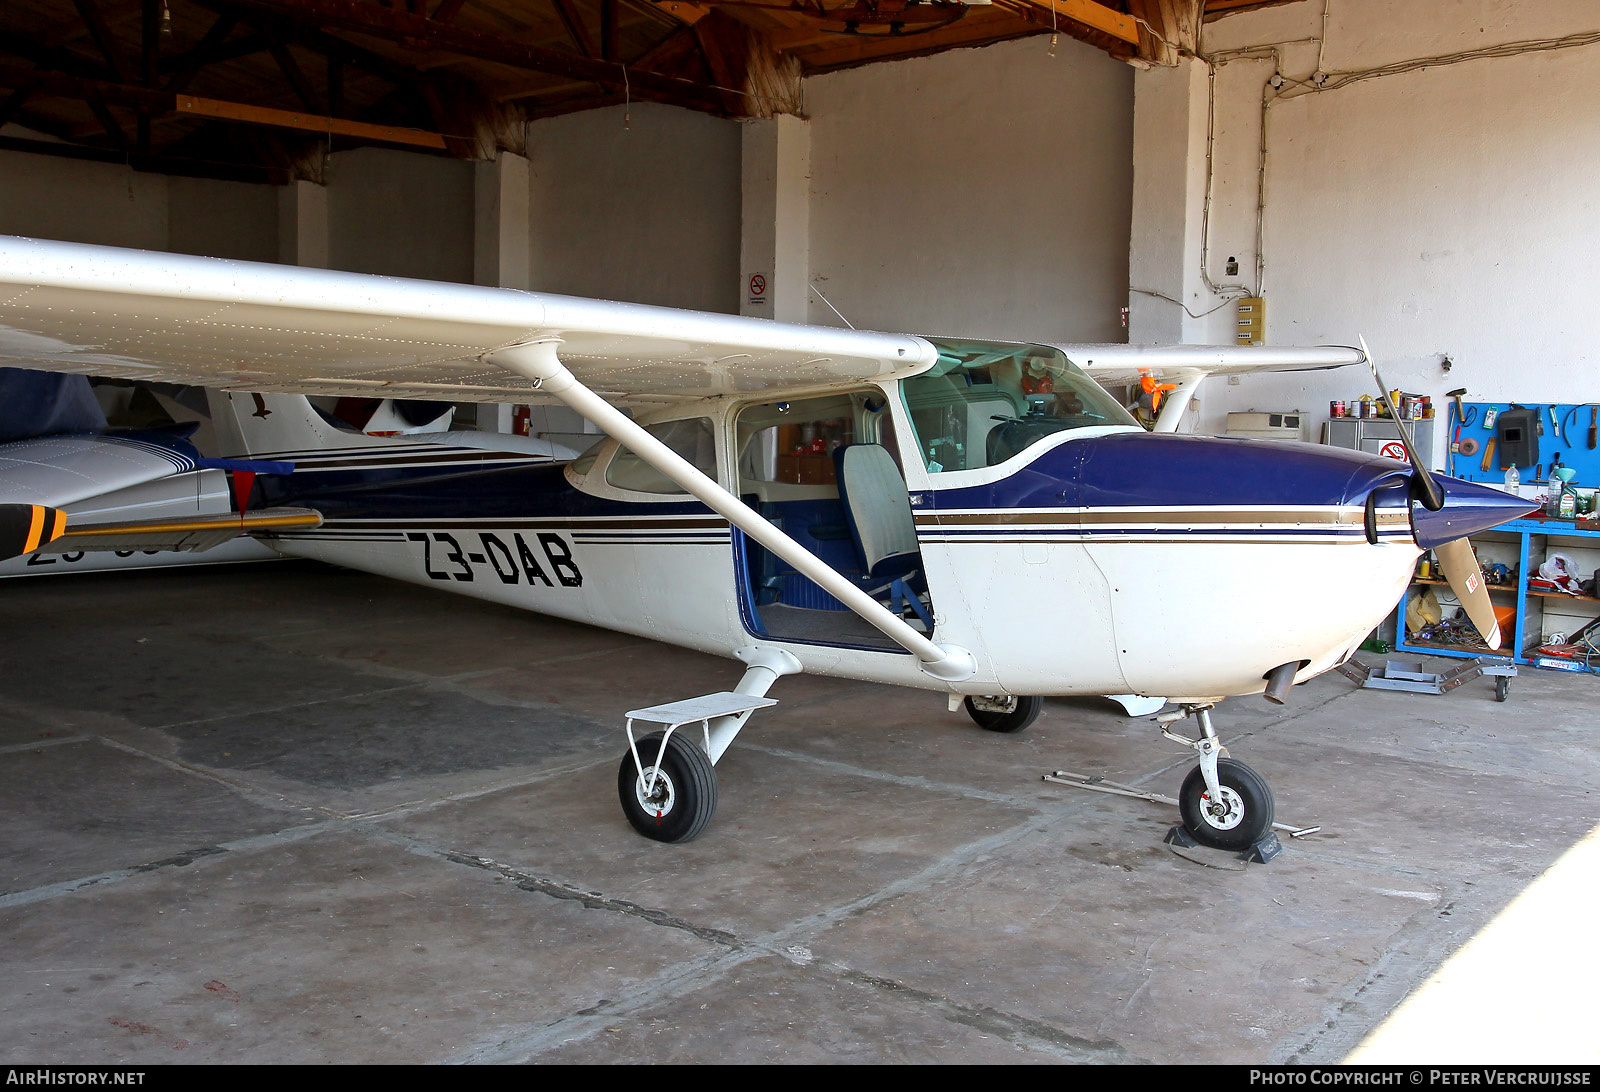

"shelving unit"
[1396, 516, 1600, 669]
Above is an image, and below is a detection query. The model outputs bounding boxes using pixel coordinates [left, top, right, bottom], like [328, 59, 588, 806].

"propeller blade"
[1435, 536, 1501, 650]
[0, 503, 66, 561]
[1359, 336, 1444, 511]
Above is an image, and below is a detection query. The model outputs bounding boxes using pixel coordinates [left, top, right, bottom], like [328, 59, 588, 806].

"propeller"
[1434, 537, 1502, 651]
[1359, 336, 1443, 511]
[0, 503, 66, 561]
[1359, 338, 1502, 649]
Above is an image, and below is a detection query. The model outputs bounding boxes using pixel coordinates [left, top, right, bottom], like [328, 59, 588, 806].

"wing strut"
[1152, 372, 1206, 433]
[491, 341, 976, 683]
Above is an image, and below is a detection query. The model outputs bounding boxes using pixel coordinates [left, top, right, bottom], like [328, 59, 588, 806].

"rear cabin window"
[605, 417, 717, 495]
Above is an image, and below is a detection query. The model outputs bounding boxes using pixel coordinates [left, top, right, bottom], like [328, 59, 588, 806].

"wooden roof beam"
[551, 0, 600, 59]
[0, 30, 117, 85]
[269, 41, 324, 112]
[209, 0, 728, 113]
[195, 1, 420, 87]
[0, 64, 449, 152]
[174, 93, 446, 148]
[1126, 0, 1203, 64]
[72, 0, 135, 83]
[650, 1, 711, 26]
[0, 84, 34, 130]
[160, 15, 251, 93]
[968, 0, 1139, 45]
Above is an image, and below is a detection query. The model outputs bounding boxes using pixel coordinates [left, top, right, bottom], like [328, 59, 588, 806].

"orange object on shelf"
[1492, 604, 1517, 648]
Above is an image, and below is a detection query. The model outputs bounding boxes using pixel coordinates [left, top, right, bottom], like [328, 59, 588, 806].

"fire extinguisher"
[512, 405, 532, 436]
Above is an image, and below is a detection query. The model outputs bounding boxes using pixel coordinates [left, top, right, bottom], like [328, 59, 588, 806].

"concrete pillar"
[1128, 57, 1210, 344]
[740, 114, 810, 323]
[277, 179, 328, 269]
[474, 151, 531, 291]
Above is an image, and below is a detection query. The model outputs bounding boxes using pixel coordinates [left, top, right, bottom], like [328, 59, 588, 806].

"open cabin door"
[733, 389, 934, 650]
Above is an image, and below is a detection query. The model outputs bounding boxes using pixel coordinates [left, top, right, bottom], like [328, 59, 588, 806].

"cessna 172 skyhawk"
[0, 236, 1533, 849]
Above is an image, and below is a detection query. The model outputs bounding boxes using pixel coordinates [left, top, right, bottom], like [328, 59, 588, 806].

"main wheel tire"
[618, 732, 718, 843]
[963, 694, 1043, 734]
[1178, 758, 1274, 851]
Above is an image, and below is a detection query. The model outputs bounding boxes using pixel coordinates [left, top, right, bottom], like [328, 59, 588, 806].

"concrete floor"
[1, 561, 1595, 1064]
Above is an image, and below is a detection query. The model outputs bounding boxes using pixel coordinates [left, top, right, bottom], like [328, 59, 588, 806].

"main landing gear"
[962, 694, 1043, 734]
[615, 647, 801, 844]
[1158, 703, 1275, 851]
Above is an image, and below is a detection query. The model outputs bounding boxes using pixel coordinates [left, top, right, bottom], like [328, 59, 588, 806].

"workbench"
[1396, 515, 1600, 671]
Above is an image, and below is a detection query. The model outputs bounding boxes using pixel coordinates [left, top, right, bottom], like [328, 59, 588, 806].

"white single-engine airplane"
[0, 236, 1533, 848]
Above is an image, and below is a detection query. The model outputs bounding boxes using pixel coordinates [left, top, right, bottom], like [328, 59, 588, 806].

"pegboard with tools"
[1445, 400, 1600, 488]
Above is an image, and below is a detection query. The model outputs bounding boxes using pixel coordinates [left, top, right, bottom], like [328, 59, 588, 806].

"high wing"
[1055, 343, 1363, 432]
[0, 236, 975, 680]
[0, 236, 937, 404]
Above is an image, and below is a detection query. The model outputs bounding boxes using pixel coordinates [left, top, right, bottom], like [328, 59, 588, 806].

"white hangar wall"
[325, 147, 475, 283]
[1145, 0, 1600, 457]
[803, 35, 1135, 343]
[524, 102, 743, 313]
[0, 135, 470, 279]
[0, 139, 277, 261]
[0, 33, 1138, 349]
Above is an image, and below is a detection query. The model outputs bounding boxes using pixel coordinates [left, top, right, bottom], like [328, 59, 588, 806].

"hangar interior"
[1, 0, 1598, 1067]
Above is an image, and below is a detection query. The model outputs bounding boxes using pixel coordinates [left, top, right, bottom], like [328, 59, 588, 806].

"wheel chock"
[1241, 832, 1282, 864]
[1164, 825, 1200, 848]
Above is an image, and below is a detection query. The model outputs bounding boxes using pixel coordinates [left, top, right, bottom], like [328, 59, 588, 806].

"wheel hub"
[1199, 785, 1245, 830]
[634, 767, 676, 818]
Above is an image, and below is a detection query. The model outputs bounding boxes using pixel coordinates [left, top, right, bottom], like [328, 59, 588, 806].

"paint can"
[1330, 400, 1346, 418]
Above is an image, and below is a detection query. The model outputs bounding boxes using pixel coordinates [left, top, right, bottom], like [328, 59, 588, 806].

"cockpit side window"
[605, 416, 717, 495]
[900, 339, 1136, 473]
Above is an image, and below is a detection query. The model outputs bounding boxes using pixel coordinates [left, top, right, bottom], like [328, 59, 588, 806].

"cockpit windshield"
[900, 338, 1137, 474]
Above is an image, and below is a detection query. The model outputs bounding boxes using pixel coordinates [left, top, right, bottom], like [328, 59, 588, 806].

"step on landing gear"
[616, 646, 801, 844]
[1157, 703, 1279, 859]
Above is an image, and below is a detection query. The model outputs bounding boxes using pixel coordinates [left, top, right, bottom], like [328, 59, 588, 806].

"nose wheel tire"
[1178, 758, 1274, 851]
[963, 694, 1043, 734]
[618, 732, 718, 843]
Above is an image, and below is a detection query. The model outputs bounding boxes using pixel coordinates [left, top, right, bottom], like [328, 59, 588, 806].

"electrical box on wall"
[1226, 411, 1305, 442]
[1236, 297, 1264, 345]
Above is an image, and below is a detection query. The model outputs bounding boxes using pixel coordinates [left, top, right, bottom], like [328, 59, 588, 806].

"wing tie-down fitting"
[489, 340, 976, 684]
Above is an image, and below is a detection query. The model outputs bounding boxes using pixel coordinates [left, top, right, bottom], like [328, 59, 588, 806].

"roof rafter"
[71, 0, 135, 82]
[207, 0, 730, 113]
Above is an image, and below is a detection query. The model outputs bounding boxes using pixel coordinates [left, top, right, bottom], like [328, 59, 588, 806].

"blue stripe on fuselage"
[929, 432, 1414, 512]
[254, 455, 714, 521]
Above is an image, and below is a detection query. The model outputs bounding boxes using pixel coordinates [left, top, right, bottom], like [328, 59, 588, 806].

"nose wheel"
[1177, 757, 1274, 850]
[1158, 703, 1277, 851]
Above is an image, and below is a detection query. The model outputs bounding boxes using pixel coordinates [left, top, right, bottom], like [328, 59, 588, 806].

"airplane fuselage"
[237, 389, 1433, 704]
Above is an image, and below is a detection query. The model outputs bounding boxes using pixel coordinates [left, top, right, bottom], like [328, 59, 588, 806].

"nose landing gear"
[1159, 704, 1275, 851]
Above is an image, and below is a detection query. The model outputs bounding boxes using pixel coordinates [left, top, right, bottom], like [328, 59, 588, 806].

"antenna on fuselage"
[809, 283, 855, 330]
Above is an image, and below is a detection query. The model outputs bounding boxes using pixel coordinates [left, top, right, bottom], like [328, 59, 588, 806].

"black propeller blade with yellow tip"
[0, 504, 67, 561]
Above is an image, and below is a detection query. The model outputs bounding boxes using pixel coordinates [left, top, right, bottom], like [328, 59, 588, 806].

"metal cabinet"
[1323, 417, 1435, 462]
